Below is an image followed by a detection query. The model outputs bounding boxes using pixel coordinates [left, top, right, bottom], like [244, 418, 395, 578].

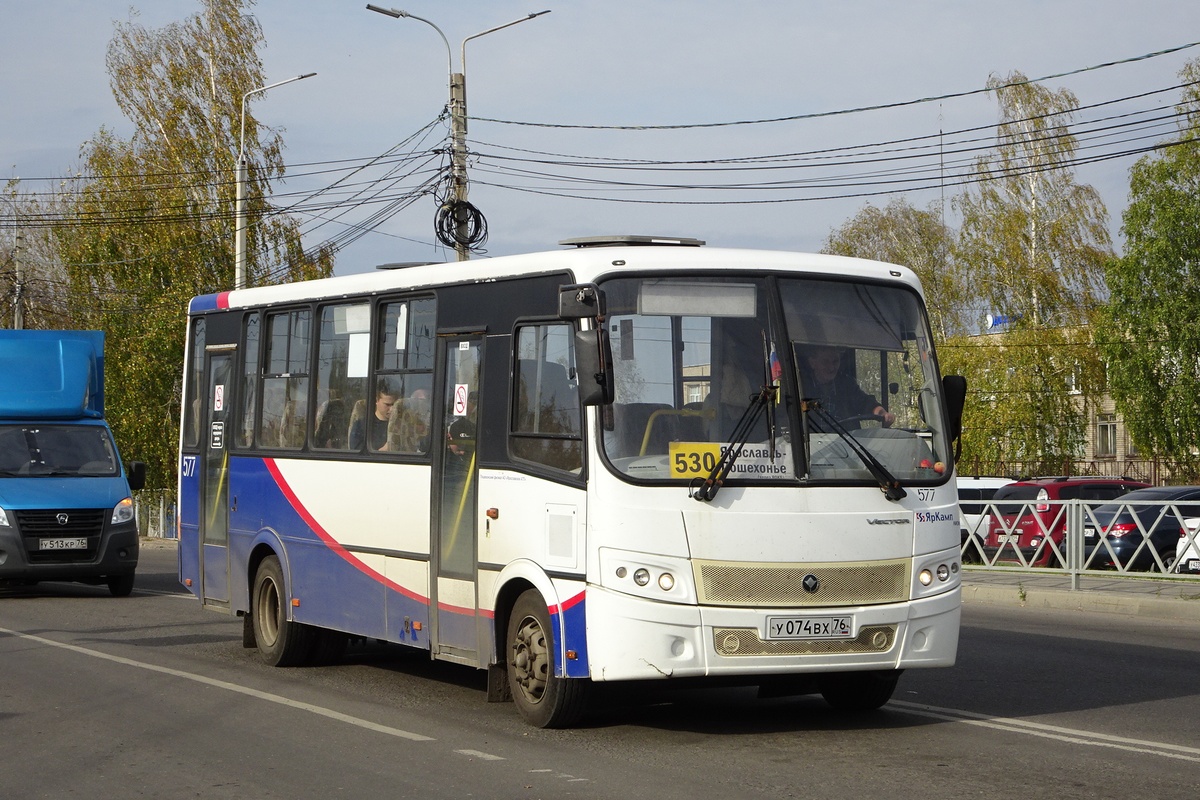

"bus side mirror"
[942, 375, 967, 442]
[575, 327, 615, 406]
[559, 283, 606, 319]
[127, 460, 147, 492]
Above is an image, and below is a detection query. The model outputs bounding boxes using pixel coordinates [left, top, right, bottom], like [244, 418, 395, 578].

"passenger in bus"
[349, 381, 398, 450]
[447, 391, 477, 459]
[800, 345, 894, 428]
[314, 397, 349, 449]
[386, 389, 431, 454]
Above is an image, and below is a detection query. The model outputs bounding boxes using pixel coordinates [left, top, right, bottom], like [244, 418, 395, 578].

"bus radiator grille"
[712, 625, 897, 656]
[694, 559, 910, 607]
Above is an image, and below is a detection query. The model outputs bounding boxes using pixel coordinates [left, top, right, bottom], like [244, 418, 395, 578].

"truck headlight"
[111, 497, 135, 525]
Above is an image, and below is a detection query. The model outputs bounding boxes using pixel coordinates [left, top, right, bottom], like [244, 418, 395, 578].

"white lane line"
[0, 626, 434, 743]
[455, 749, 505, 761]
[892, 700, 1200, 763]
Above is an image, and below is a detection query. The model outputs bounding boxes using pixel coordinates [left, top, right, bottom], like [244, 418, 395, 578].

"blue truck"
[0, 330, 146, 596]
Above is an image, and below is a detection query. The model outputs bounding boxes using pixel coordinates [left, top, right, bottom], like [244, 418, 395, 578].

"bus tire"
[252, 555, 313, 667]
[818, 669, 901, 711]
[107, 573, 135, 597]
[506, 589, 588, 728]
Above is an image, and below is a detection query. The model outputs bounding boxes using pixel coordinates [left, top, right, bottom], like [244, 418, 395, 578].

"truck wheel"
[252, 555, 314, 666]
[506, 589, 588, 728]
[107, 573, 135, 597]
[819, 669, 901, 711]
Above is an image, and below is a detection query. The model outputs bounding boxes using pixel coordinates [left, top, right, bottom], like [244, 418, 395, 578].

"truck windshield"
[0, 424, 119, 477]
[598, 274, 950, 486]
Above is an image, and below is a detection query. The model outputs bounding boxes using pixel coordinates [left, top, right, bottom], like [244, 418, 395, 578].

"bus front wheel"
[818, 669, 902, 711]
[252, 555, 314, 667]
[506, 590, 588, 728]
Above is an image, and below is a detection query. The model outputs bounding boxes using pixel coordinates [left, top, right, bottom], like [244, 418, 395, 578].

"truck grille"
[17, 509, 106, 563]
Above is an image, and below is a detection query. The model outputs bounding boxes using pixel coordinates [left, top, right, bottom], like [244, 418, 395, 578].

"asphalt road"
[2, 542, 1198, 799]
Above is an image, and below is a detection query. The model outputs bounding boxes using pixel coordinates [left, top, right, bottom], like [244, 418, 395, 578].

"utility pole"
[13, 229, 24, 330]
[367, 6, 550, 262]
[449, 69, 469, 261]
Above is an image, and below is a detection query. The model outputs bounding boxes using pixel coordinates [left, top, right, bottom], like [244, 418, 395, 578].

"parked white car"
[1175, 518, 1200, 574]
[956, 476, 1015, 563]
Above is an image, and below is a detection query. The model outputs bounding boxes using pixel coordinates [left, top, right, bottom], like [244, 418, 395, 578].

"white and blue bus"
[177, 235, 967, 727]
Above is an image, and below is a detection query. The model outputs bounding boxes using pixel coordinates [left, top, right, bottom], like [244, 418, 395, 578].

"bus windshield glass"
[598, 274, 949, 486]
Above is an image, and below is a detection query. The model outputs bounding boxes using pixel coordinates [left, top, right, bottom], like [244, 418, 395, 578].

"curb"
[962, 583, 1200, 621]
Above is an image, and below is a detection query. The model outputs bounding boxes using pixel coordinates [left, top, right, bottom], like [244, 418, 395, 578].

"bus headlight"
[111, 497, 135, 525]
[0, 505, 9, 527]
[599, 547, 695, 604]
[913, 551, 960, 598]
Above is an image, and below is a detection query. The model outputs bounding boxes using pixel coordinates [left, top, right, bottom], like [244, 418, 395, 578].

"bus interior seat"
[516, 360, 580, 436]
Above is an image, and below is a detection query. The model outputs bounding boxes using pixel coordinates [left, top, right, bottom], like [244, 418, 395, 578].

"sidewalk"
[962, 567, 1200, 621]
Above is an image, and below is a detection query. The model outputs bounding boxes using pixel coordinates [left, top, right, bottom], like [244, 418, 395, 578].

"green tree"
[51, 0, 332, 490]
[1095, 58, 1200, 480]
[950, 72, 1113, 472]
[822, 197, 966, 341]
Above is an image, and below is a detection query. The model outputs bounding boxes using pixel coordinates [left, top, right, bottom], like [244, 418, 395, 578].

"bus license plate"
[40, 538, 87, 551]
[766, 615, 853, 640]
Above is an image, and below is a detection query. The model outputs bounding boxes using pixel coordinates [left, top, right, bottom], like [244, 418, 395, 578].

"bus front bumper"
[583, 584, 961, 682]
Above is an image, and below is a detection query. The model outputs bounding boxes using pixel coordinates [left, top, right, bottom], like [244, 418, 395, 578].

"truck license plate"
[40, 538, 87, 550]
[766, 615, 853, 640]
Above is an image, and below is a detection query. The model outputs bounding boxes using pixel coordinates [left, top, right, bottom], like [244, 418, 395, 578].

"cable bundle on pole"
[434, 198, 488, 253]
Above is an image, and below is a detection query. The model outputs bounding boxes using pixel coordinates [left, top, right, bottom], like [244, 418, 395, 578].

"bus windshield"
[598, 274, 949, 486]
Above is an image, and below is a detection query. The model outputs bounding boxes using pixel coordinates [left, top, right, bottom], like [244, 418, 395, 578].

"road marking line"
[892, 700, 1200, 762]
[455, 749, 504, 761]
[0, 625, 434, 742]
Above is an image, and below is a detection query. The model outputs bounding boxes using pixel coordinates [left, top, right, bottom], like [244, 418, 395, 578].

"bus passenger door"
[432, 336, 482, 663]
[200, 350, 232, 607]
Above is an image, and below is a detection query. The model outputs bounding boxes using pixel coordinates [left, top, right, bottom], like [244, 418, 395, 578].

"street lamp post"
[235, 72, 316, 291]
[366, 5, 550, 261]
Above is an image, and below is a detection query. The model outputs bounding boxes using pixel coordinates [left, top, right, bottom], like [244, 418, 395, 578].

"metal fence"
[134, 489, 176, 539]
[961, 497, 1200, 586]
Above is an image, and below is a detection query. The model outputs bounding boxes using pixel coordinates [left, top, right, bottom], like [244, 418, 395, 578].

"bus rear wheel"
[818, 669, 902, 711]
[252, 555, 314, 667]
[506, 590, 588, 728]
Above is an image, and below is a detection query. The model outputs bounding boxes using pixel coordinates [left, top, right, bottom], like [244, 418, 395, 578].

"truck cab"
[0, 330, 146, 596]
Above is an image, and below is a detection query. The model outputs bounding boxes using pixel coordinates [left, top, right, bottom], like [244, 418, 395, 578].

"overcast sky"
[3, 0, 1199, 276]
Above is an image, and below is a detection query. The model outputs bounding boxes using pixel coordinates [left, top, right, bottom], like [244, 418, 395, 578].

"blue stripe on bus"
[188, 292, 230, 313]
[554, 591, 590, 679]
[225, 457, 432, 648]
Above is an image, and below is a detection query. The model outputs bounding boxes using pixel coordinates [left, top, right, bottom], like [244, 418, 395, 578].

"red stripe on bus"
[263, 458, 428, 604]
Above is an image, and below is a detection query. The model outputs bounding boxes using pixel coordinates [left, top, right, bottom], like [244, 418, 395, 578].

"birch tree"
[52, 0, 332, 489]
[822, 197, 966, 341]
[949, 72, 1113, 473]
[1095, 58, 1200, 479]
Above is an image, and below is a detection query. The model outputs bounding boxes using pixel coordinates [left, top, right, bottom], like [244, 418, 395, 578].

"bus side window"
[511, 324, 582, 472]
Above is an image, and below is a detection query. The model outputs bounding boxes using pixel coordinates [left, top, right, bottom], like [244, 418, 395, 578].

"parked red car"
[983, 476, 1151, 567]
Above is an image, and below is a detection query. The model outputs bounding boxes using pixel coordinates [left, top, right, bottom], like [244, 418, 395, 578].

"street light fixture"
[366, 5, 550, 261]
[235, 72, 316, 291]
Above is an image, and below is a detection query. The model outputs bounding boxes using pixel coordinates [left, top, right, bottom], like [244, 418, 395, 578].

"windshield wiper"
[804, 401, 907, 502]
[690, 384, 775, 502]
